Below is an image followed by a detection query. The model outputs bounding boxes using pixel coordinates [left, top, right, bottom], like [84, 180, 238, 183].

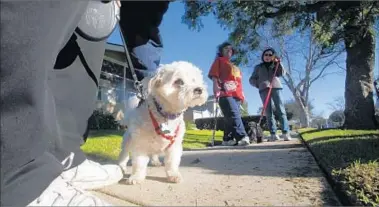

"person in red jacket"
[208, 42, 250, 146]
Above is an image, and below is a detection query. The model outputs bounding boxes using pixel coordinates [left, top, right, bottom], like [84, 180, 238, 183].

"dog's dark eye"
[174, 78, 184, 86]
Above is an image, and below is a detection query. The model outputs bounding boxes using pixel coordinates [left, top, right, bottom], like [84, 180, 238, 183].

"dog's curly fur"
[118, 61, 208, 184]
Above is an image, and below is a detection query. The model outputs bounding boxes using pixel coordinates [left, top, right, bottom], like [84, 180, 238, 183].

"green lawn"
[81, 129, 224, 161]
[300, 128, 379, 206]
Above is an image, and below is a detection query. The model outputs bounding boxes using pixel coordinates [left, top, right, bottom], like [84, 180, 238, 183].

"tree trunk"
[299, 106, 310, 127]
[343, 23, 378, 129]
[292, 92, 310, 127]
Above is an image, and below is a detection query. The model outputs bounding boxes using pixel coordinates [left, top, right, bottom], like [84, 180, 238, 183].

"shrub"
[195, 115, 266, 131]
[88, 109, 119, 130]
[185, 120, 196, 130]
[301, 129, 379, 206]
[333, 160, 379, 206]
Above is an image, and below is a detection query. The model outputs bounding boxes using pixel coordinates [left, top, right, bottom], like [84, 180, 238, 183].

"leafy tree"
[183, 1, 379, 129]
[328, 110, 345, 127]
[240, 101, 249, 116]
[284, 99, 314, 122]
[310, 116, 327, 129]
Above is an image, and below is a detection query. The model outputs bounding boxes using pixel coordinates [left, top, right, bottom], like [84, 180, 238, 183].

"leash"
[210, 96, 220, 147]
[374, 79, 379, 100]
[116, 16, 145, 102]
[257, 59, 281, 126]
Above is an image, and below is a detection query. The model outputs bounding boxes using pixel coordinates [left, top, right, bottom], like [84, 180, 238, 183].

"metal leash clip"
[134, 81, 144, 99]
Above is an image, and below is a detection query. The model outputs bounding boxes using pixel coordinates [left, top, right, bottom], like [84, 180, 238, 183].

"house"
[95, 43, 131, 123]
[183, 95, 223, 122]
[96, 42, 217, 124]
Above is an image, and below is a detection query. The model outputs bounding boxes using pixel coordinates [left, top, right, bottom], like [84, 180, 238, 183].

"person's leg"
[48, 32, 104, 167]
[259, 89, 280, 141]
[271, 89, 292, 141]
[218, 97, 236, 145]
[219, 97, 249, 146]
[0, 1, 112, 206]
[49, 31, 123, 190]
[230, 98, 250, 146]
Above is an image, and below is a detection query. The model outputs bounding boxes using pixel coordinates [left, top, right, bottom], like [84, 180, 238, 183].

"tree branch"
[310, 51, 343, 84]
[263, 1, 331, 18]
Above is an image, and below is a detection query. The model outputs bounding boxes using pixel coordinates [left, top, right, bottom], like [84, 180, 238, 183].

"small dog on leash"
[246, 121, 264, 143]
[118, 61, 208, 184]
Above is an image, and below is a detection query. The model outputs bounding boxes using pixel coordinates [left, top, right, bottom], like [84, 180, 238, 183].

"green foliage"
[81, 129, 224, 160]
[182, 1, 379, 66]
[329, 110, 345, 123]
[301, 129, 379, 206]
[88, 109, 120, 130]
[284, 99, 314, 121]
[185, 120, 196, 130]
[333, 160, 379, 206]
[241, 101, 249, 116]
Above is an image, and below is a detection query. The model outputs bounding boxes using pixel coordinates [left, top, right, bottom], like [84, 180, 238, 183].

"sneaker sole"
[238, 141, 250, 146]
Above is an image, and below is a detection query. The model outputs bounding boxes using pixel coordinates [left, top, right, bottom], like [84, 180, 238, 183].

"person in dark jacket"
[249, 48, 292, 142]
[0, 1, 170, 206]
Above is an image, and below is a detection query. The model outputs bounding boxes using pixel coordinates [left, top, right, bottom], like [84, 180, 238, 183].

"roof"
[105, 42, 125, 53]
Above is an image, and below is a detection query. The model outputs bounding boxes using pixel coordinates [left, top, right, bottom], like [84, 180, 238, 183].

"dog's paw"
[150, 160, 163, 167]
[127, 175, 145, 185]
[167, 172, 183, 183]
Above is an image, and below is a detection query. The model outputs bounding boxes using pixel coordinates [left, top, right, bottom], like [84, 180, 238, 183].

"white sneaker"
[222, 140, 237, 146]
[227, 140, 237, 146]
[237, 136, 250, 146]
[268, 134, 281, 142]
[282, 133, 292, 141]
[60, 159, 123, 190]
[27, 175, 112, 206]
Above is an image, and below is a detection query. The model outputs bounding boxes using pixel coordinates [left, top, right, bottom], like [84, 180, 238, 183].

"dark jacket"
[249, 62, 286, 91]
[120, 1, 169, 48]
[119, 1, 170, 81]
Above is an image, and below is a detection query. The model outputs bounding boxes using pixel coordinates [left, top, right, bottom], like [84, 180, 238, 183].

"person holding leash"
[208, 42, 250, 146]
[1, 1, 170, 206]
[249, 48, 292, 142]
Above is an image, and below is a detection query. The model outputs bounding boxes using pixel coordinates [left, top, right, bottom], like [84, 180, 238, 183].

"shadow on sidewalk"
[87, 140, 340, 206]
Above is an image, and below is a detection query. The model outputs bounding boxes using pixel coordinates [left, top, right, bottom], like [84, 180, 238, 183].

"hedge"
[195, 112, 293, 131]
[87, 109, 120, 130]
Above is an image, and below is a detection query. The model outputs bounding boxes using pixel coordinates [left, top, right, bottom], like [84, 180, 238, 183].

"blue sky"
[108, 1, 379, 118]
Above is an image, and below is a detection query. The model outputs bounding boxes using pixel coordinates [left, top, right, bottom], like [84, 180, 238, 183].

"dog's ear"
[147, 70, 163, 94]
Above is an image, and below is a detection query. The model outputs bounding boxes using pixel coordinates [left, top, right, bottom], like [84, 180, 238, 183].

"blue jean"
[218, 96, 248, 141]
[259, 88, 289, 135]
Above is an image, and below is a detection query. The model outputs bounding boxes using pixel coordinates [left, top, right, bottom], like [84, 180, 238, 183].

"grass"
[81, 129, 224, 161]
[300, 128, 379, 206]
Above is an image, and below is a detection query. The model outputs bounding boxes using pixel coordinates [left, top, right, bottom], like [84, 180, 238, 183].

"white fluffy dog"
[118, 61, 208, 184]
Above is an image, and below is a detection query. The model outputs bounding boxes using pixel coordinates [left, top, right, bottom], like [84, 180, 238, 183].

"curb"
[298, 133, 358, 206]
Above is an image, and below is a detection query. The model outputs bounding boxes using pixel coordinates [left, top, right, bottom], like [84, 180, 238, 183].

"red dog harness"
[148, 109, 181, 150]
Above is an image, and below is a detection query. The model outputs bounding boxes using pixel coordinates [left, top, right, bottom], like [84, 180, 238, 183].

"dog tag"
[160, 123, 171, 134]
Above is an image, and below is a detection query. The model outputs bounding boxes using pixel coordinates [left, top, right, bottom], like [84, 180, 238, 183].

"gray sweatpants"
[0, 1, 107, 206]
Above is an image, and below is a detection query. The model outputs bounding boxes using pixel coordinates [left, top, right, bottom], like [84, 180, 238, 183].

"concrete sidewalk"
[94, 135, 340, 206]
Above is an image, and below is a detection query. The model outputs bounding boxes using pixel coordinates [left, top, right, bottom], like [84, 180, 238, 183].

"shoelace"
[35, 175, 94, 206]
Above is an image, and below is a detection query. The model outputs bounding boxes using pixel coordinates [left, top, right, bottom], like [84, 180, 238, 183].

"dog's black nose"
[194, 87, 203, 94]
